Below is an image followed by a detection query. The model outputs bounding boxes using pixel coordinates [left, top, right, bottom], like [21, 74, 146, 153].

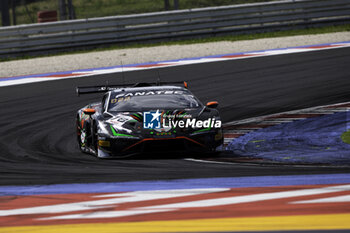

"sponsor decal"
[115, 90, 185, 99]
[106, 115, 133, 125]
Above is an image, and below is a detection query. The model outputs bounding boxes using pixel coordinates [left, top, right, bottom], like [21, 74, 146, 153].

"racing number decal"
[111, 97, 131, 104]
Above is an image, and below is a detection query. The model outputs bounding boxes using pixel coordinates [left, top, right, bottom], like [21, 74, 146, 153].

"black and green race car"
[76, 82, 223, 158]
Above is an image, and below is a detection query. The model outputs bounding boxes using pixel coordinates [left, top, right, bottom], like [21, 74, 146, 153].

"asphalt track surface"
[0, 47, 350, 186]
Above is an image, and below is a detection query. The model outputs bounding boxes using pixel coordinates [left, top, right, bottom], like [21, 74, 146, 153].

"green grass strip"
[341, 130, 350, 145]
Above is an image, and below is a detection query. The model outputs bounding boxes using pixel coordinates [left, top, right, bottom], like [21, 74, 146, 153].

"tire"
[76, 117, 86, 152]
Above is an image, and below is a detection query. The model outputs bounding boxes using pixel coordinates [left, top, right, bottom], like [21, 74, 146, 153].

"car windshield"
[108, 92, 202, 112]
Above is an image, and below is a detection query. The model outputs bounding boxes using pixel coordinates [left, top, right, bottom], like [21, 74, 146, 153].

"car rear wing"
[76, 81, 188, 96]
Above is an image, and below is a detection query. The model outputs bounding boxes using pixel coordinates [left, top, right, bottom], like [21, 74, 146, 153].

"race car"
[76, 82, 223, 158]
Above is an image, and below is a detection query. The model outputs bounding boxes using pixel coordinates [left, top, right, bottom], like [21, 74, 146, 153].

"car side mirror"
[83, 108, 96, 115]
[206, 101, 219, 108]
